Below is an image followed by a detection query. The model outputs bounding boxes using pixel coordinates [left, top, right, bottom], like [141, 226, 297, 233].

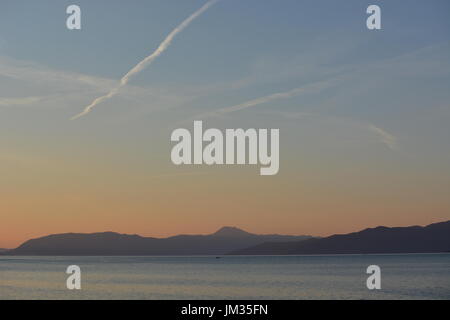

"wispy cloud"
[0, 96, 45, 107]
[71, 0, 219, 120]
[368, 125, 397, 150]
[0, 56, 115, 92]
[249, 110, 398, 151]
[0, 56, 196, 115]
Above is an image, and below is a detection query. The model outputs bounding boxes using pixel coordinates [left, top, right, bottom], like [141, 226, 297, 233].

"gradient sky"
[1, 0, 450, 248]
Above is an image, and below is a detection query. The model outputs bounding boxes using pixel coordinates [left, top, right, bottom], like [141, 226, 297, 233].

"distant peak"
[213, 226, 251, 237]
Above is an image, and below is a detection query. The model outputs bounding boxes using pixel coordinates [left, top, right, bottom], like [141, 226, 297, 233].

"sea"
[0, 254, 449, 299]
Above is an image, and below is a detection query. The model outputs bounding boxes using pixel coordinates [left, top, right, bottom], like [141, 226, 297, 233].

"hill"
[230, 221, 450, 255]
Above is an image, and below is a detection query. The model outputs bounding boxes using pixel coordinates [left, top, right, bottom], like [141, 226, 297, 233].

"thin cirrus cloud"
[0, 55, 115, 92]
[71, 0, 219, 120]
[0, 96, 44, 107]
[0, 55, 207, 113]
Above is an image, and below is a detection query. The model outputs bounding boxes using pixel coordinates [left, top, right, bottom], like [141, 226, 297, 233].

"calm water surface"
[1, 254, 449, 299]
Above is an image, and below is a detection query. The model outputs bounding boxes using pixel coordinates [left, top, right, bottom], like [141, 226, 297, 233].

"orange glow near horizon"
[1, 137, 450, 248]
[2, 162, 449, 248]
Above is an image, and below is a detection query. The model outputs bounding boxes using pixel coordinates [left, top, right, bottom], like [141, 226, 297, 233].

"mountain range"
[3, 226, 312, 256]
[2, 221, 449, 256]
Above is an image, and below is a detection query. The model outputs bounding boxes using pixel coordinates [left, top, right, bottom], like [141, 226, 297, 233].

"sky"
[1, 0, 450, 248]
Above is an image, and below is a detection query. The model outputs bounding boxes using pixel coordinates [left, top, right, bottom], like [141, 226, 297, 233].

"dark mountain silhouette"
[4, 226, 312, 256]
[213, 226, 252, 237]
[230, 221, 450, 255]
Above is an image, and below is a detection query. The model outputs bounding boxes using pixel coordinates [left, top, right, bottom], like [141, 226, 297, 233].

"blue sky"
[1, 0, 449, 121]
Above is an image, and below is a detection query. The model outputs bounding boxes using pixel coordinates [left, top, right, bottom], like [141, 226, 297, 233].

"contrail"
[369, 124, 397, 150]
[185, 76, 341, 123]
[71, 0, 219, 120]
[217, 80, 333, 114]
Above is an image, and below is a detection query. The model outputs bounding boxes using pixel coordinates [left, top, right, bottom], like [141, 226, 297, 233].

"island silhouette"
[2, 221, 449, 256]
